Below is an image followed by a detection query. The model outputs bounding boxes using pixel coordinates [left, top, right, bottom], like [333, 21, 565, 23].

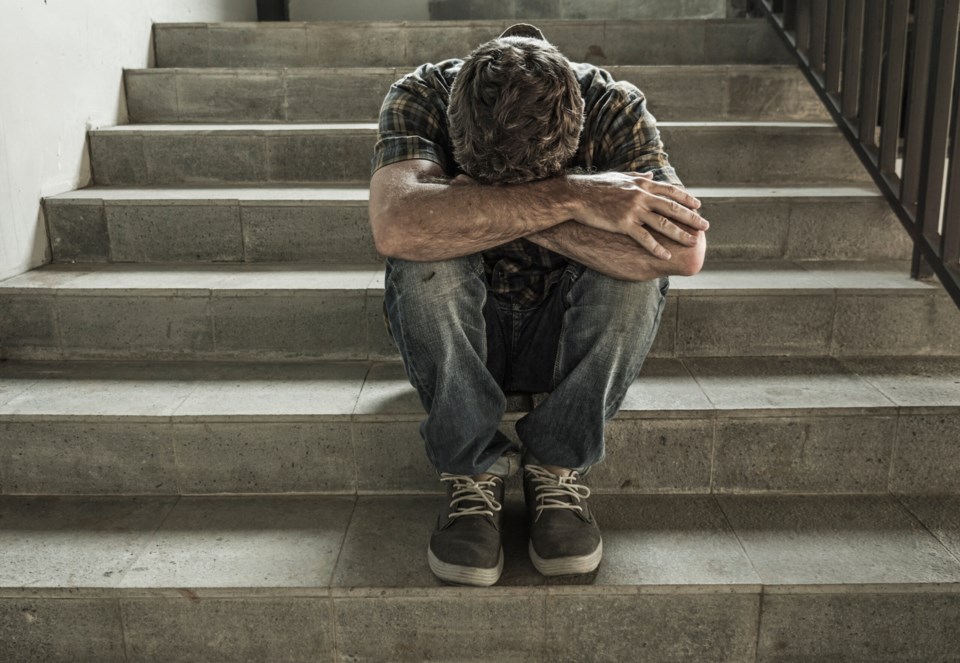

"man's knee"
[571, 270, 668, 332]
[386, 255, 484, 301]
[384, 255, 488, 344]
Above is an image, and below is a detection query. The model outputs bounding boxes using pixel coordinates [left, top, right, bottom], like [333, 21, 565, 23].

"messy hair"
[448, 36, 585, 184]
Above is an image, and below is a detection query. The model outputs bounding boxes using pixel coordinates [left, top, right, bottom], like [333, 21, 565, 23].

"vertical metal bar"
[783, 0, 797, 30]
[918, 0, 960, 242]
[825, 0, 847, 95]
[842, 0, 866, 119]
[901, 0, 940, 216]
[796, 0, 812, 54]
[858, 1, 886, 147]
[942, 69, 960, 265]
[809, 0, 828, 73]
[879, 0, 910, 175]
[911, 245, 936, 279]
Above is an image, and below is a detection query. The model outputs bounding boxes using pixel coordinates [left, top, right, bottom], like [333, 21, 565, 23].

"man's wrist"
[544, 172, 586, 222]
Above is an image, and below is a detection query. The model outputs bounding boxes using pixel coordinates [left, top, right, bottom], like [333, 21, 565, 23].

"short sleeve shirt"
[372, 59, 683, 308]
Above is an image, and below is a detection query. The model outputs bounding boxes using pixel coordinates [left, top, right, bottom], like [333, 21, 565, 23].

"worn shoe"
[523, 464, 602, 576]
[428, 473, 505, 586]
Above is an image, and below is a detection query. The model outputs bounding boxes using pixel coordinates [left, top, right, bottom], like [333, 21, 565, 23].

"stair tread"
[1, 356, 957, 420]
[2, 492, 960, 596]
[0, 260, 938, 294]
[127, 63, 805, 73]
[154, 18, 778, 26]
[92, 121, 838, 133]
[46, 184, 883, 201]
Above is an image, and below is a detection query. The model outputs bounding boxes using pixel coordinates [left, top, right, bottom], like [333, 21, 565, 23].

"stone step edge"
[0, 261, 937, 295]
[44, 185, 883, 203]
[89, 121, 838, 134]
[125, 64, 805, 75]
[6, 582, 960, 600]
[1, 356, 957, 420]
[2, 492, 960, 599]
[152, 18, 779, 28]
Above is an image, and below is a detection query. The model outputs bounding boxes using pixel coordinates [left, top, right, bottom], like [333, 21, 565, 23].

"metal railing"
[759, 0, 960, 308]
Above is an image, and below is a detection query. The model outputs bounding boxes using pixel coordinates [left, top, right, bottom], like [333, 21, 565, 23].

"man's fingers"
[648, 196, 710, 231]
[628, 224, 672, 260]
[638, 212, 698, 246]
[631, 174, 703, 212]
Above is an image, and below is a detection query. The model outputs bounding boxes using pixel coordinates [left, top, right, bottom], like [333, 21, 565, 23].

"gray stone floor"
[2, 493, 960, 661]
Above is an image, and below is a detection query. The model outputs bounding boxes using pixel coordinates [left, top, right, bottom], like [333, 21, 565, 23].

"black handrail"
[758, 0, 960, 309]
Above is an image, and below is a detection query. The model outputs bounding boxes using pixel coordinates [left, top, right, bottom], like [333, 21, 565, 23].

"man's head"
[448, 29, 585, 185]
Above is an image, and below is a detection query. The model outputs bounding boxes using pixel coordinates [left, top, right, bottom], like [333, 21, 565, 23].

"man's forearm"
[370, 162, 577, 261]
[370, 160, 708, 262]
[527, 221, 706, 281]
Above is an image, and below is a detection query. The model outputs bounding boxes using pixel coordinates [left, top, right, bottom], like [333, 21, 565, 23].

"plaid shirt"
[372, 59, 683, 307]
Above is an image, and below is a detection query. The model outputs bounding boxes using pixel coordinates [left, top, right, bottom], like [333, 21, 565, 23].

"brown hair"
[448, 36, 585, 184]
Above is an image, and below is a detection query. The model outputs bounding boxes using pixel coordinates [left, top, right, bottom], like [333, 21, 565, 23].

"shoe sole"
[427, 546, 504, 587]
[529, 538, 603, 576]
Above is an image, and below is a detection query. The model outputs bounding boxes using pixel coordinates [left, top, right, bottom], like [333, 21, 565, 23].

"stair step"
[1, 493, 959, 661]
[0, 356, 958, 495]
[1, 261, 957, 361]
[43, 185, 910, 264]
[426, 0, 728, 21]
[124, 65, 828, 123]
[153, 19, 791, 68]
[88, 122, 870, 187]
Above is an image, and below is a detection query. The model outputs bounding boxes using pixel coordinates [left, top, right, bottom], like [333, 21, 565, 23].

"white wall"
[0, 0, 257, 282]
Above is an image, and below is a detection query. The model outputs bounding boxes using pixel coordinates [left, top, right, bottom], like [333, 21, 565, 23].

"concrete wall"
[0, 0, 257, 282]
[290, 0, 429, 21]
[289, 0, 752, 21]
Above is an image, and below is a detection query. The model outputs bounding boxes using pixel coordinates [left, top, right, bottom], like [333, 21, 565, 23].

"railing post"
[796, 0, 811, 54]
[841, 0, 865, 120]
[857, 1, 885, 151]
[809, 0, 828, 74]
[783, 0, 797, 30]
[917, 0, 960, 246]
[901, 0, 940, 216]
[825, 0, 846, 96]
[942, 40, 960, 267]
[879, 0, 910, 177]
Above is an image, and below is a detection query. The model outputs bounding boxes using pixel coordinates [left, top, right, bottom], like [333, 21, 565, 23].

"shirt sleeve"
[590, 81, 683, 187]
[371, 66, 453, 176]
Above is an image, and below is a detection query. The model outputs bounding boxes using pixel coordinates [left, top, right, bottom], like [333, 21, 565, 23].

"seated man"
[369, 23, 708, 586]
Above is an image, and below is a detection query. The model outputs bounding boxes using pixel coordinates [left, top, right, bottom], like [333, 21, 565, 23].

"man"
[369, 23, 708, 586]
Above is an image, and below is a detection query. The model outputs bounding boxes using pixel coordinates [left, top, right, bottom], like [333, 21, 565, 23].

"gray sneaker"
[428, 473, 505, 586]
[524, 464, 602, 576]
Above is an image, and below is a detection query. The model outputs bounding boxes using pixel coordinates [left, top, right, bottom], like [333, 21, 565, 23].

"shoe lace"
[525, 464, 591, 522]
[440, 473, 503, 520]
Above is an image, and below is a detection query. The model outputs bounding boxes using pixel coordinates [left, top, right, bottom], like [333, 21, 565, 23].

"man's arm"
[526, 172, 707, 280]
[529, 220, 707, 281]
[369, 159, 575, 261]
[369, 160, 708, 262]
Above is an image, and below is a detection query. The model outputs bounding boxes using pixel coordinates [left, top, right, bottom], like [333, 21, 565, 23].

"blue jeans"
[383, 254, 668, 476]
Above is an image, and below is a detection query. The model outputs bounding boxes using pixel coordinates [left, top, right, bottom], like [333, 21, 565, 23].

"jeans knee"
[386, 256, 484, 301]
[571, 271, 668, 331]
[384, 255, 488, 345]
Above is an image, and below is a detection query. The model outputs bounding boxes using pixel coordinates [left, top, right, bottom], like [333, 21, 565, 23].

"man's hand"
[566, 171, 709, 260]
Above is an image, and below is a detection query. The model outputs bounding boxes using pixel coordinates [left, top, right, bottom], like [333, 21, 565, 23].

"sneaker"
[523, 464, 602, 576]
[427, 473, 505, 586]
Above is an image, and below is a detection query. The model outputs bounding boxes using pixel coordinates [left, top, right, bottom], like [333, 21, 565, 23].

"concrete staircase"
[2, 13, 960, 663]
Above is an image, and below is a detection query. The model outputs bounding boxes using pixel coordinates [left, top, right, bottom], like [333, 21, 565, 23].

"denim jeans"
[383, 253, 668, 476]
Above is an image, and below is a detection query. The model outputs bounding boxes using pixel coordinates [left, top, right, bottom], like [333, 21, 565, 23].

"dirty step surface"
[43, 185, 909, 264]
[1, 493, 960, 661]
[1, 357, 959, 496]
